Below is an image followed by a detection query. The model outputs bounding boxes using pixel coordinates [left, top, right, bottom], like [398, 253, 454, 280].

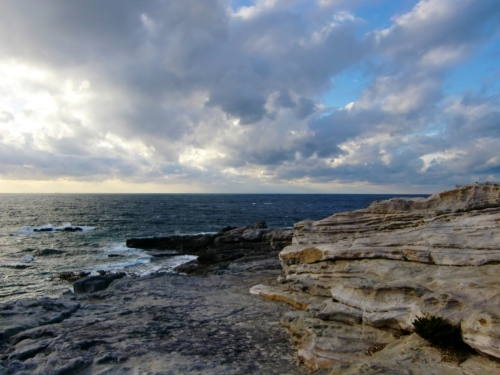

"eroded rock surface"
[0, 263, 306, 374]
[252, 183, 500, 374]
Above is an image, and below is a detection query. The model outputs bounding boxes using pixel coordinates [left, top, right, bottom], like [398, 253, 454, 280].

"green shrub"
[412, 316, 465, 349]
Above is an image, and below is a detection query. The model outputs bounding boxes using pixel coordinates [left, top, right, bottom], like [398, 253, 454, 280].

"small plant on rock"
[412, 315, 465, 350]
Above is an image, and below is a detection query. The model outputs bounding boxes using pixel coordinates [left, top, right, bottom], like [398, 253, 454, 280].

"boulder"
[73, 273, 126, 293]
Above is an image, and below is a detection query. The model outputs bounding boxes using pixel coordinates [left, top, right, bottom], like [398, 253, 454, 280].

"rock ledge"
[253, 183, 500, 374]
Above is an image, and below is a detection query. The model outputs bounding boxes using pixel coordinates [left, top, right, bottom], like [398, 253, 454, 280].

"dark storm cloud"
[204, 69, 268, 124]
[275, 91, 296, 109]
[0, 0, 146, 65]
[295, 98, 316, 119]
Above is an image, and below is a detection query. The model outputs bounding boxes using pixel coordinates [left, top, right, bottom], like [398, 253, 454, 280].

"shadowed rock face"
[252, 183, 500, 374]
[126, 224, 294, 275]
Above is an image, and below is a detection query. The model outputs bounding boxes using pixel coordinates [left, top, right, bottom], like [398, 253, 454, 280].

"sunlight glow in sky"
[0, 0, 499, 193]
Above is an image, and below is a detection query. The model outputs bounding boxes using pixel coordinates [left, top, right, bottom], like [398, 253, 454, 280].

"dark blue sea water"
[0, 193, 427, 302]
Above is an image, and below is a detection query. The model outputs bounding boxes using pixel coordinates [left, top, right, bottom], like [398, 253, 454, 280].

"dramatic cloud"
[0, 0, 499, 192]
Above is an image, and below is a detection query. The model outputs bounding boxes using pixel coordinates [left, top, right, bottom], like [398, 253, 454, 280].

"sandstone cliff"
[251, 183, 500, 374]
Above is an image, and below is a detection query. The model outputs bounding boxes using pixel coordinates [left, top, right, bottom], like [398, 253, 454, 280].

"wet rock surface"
[0, 263, 306, 374]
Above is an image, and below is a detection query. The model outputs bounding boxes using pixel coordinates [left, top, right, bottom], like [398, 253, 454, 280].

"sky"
[0, 0, 499, 194]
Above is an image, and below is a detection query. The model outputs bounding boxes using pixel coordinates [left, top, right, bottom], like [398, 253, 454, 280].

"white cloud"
[333, 11, 355, 23]
[179, 147, 227, 171]
[419, 150, 462, 172]
[419, 46, 466, 68]
[0, 0, 499, 192]
[140, 13, 157, 34]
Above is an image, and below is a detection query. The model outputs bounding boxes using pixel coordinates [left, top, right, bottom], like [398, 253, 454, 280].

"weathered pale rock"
[250, 285, 326, 310]
[281, 311, 395, 371]
[461, 303, 500, 359]
[254, 183, 500, 373]
[307, 300, 362, 325]
[327, 333, 500, 375]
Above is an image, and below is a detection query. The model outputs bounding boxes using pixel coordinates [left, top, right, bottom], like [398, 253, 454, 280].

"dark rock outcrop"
[56, 271, 91, 282]
[33, 228, 53, 232]
[73, 272, 126, 293]
[61, 226, 83, 232]
[33, 226, 83, 233]
[126, 233, 217, 252]
[127, 222, 293, 275]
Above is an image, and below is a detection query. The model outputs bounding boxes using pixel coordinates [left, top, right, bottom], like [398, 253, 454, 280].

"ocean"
[0, 193, 427, 302]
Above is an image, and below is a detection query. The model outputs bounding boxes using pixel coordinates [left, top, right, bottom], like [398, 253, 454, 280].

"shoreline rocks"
[4, 185, 500, 373]
[252, 183, 500, 374]
[73, 272, 126, 293]
[33, 226, 83, 233]
[0, 223, 301, 373]
[127, 222, 293, 275]
[0, 268, 306, 374]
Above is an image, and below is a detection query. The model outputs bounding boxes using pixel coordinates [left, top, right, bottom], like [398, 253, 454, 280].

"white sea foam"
[89, 244, 196, 277]
[89, 257, 152, 273]
[104, 242, 145, 255]
[119, 255, 197, 277]
[170, 231, 218, 236]
[131, 255, 197, 277]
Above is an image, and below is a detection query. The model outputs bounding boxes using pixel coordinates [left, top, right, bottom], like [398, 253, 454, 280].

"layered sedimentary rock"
[252, 183, 500, 373]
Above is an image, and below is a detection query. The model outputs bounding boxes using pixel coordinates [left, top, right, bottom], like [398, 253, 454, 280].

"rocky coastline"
[126, 222, 293, 276]
[2, 183, 500, 374]
[252, 182, 500, 374]
[0, 223, 299, 374]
